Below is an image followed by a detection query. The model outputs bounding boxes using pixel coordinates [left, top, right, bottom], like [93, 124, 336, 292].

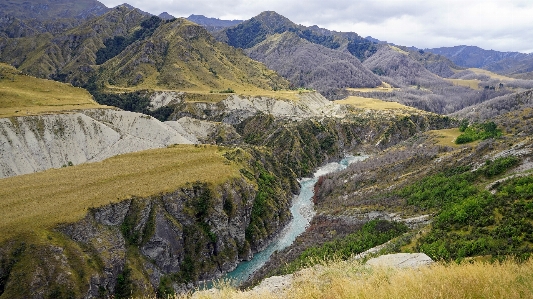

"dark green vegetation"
[455, 121, 501, 144]
[95, 16, 165, 65]
[278, 220, 408, 275]
[399, 156, 532, 261]
[303, 111, 533, 274]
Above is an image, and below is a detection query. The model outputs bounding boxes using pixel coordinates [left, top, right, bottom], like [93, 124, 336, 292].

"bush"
[455, 121, 501, 144]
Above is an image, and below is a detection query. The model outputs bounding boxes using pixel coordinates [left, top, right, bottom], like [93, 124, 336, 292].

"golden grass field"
[0, 63, 106, 117]
[445, 78, 481, 90]
[0, 145, 241, 243]
[469, 68, 515, 81]
[171, 258, 533, 299]
[347, 82, 398, 93]
[427, 128, 463, 147]
[336, 96, 417, 111]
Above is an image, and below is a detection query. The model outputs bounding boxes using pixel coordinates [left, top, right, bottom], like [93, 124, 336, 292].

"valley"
[1, 1, 533, 298]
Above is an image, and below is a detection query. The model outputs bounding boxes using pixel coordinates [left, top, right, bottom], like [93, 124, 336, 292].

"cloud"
[98, 0, 533, 53]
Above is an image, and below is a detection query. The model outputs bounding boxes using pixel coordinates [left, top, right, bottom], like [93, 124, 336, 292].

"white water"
[223, 155, 368, 285]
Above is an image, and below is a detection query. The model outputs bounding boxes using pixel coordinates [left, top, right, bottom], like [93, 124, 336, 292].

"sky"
[99, 0, 533, 53]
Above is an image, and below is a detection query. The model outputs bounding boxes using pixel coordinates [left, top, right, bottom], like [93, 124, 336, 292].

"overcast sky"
[99, 0, 533, 53]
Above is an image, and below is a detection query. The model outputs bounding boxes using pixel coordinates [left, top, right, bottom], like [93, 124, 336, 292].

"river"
[221, 155, 368, 286]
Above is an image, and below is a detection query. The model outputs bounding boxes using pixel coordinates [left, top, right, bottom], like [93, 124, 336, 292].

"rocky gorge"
[0, 92, 454, 298]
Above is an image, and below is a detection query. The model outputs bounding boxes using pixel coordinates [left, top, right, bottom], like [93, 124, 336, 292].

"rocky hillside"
[211, 11, 379, 98]
[216, 11, 377, 61]
[0, 109, 197, 178]
[362, 45, 444, 88]
[0, 144, 298, 298]
[245, 32, 381, 95]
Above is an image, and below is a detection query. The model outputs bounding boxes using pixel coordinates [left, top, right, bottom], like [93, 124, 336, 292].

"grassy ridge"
[0, 145, 240, 243]
[0, 63, 104, 117]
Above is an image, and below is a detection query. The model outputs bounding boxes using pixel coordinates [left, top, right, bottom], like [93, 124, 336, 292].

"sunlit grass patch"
[427, 128, 464, 147]
[336, 96, 417, 111]
[469, 68, 515, 81]
[445, 78, 481, 90]
[0, 144, 241, 243]
[0, 63, 105, 117]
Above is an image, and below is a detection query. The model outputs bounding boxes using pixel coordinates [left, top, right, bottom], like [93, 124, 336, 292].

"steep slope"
[363, 45, 444, 87]
[0, 6, 148, 83]
[405, 48, 459, 78]
[245, 32, 381, 94]
[451, 89, 533, 122]
[96, 18, 289, 93]
[0, 109, 196, 178]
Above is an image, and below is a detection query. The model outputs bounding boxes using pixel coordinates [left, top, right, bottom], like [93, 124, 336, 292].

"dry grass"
[0, 145, 241, 243]
[0, 63, 105, 117]
[347, 82, 398, 93]
[469, 68, 515, 81]
[427, 128, 463, 147]
[445, 78, 481, 90]
[390, 45, 409, 55]
[174, 259, 533, 299]
[336, 96, 417, 111]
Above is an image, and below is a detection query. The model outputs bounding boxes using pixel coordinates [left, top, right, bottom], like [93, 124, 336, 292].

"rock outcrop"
[365, 253, 434, 269]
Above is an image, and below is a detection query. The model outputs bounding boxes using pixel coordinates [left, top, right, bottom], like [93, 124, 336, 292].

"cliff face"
[0, 170, 295, 298]
[0, 108, 195, 178]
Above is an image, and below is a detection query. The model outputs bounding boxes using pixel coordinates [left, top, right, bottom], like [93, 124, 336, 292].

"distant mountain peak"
[158, 12, 175, 20]
[186, 14, 243, 28]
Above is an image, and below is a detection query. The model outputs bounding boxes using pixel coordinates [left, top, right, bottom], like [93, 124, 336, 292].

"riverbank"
[220, 155, 369, 286]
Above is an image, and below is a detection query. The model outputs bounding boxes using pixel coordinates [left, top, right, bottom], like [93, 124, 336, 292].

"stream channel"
[219, 154, 368, 286]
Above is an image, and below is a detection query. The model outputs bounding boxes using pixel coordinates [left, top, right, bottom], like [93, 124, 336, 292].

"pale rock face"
[0, 108, 195, 178]
[217, 92, 347, 124]
[149, 91, 184, 111]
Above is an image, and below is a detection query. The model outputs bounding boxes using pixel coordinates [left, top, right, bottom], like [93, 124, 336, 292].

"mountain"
[362, 45, 444, 87]
[245, 31, 381, 95]
[0, 5, 149, 84]
[427, 45, 528, 69]
[0, 0, 109, 21]
[216, 11, 377, 61]
[426, 45, 533, 77]
[212, 11, 380, 98]
[187, 14, 243, 32]
[403, 47, 459, 78]
[95, 18, 289, 93]
[158, 12, 175, 20]
[0, 0, 110, 38]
